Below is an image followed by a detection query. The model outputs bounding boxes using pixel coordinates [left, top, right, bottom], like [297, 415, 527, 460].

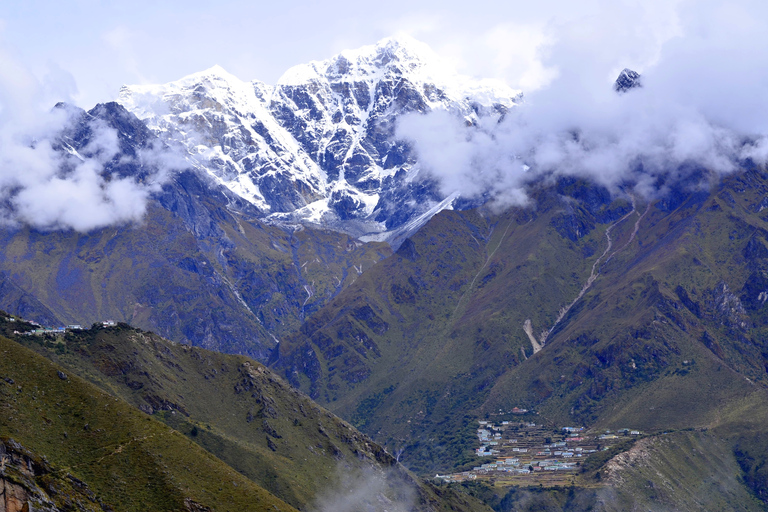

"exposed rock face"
[118, 36, 521, 241]
[1, 478, 31, 512]
[0, 439, 105, 512]
[708, 281, 751, 330]
[614, 68, 642, 93]
[184, 498, 212, 512]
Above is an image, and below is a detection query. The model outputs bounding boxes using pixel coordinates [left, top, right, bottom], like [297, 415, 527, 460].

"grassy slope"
[274, 170, 768, 509]
[460, 171, 768, 509]
[598, 429, 764, 511]
[0, 335, 296, 512]
[483, 170, 768, 430]
[6, 318, 490, 512]
[274, 184, 629, 473]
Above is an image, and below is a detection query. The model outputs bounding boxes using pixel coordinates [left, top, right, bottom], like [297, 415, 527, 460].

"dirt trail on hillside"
[452, 219, 515, 318]
[605, 202, 650, 265]
[531, 197, 645, 348]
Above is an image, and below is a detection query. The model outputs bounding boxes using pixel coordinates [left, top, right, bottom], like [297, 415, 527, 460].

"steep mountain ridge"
[118, 36, 520, 241]
[0, 101, 390, 358]
[0, 333, 298, 512]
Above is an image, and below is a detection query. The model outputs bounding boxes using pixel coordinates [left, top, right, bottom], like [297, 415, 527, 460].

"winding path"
[451, 219, 515, 318]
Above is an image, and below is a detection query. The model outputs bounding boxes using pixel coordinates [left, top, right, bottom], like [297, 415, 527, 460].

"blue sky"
[0, 0, 684, 108]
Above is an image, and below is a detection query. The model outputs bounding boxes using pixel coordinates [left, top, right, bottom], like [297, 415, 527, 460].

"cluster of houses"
[470, 457, 580, 475]
[9, 316, 118, 337]
[438, 419, 644, 484]
[599, 429, 640, 439]
[19, 325, 83, 335]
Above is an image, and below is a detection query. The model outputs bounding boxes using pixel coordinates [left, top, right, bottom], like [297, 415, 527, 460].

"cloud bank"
[0, 45, 177, 232]
[397, 0, 768, 208]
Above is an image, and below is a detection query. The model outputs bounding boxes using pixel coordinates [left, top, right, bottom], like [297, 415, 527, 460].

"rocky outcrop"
[0, 438, 107, 512]
[708, 281, 751, 330]
[614, 68, 641, 93]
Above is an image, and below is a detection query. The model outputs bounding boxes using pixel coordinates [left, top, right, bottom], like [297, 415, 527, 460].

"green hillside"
[0, 334, 296, 511]
[0, 185, 390, 360]
[273, 171, 768, 507]
[273, 179, 635, 472]
[3, 316, 490, 512]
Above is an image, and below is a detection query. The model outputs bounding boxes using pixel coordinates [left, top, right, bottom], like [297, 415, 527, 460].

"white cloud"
[2, 0, 767, 227]
[12, 156, 152, 232]
[102, 26, 149, 85]
[0, 42, 176, 232]
[397, 0, 768, 208]
[484, 23, 558, 91]
[309, 466, 415, 512]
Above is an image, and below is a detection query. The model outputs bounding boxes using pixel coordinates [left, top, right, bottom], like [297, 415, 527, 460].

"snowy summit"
[118, 36, 521, 242]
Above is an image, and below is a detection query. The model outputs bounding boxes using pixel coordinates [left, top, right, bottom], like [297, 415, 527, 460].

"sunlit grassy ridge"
[4, 318, 490, 512]
[0, 335, 296, 511]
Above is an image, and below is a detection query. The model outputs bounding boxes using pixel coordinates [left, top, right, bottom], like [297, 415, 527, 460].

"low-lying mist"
[309, 466, 417, 512]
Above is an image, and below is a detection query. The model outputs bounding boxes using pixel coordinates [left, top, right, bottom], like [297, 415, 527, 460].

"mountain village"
[437, 420, 641, 486]
[5, 315, 116, 336]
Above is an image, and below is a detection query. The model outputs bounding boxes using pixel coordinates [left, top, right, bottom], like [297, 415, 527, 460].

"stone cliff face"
[118, 36, 520, 241]
[0, 439, 105, 512]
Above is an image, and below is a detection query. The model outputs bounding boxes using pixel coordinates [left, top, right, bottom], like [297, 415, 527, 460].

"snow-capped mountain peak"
[170, 64, 243, 87]
[278, 35, 448, 85]
[118, 36, 521, 242]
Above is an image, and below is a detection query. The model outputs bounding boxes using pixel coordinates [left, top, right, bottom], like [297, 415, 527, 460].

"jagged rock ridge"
[118, 36, 521, 241]
[614, 68, 641, 92]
